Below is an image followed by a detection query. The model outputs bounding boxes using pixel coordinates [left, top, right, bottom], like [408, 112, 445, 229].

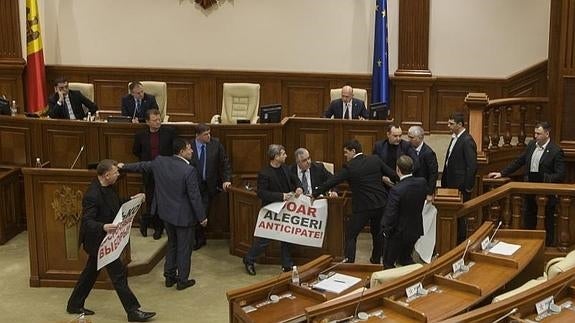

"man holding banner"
[243, 144, 303, 275]
[66, 160, 156, 322]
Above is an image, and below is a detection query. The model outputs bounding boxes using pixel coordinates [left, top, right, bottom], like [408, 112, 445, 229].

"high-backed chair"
[330, 88, 368, 104]
[319, 161, 334, 175]
[68, 82, 94, 102]
[128, 81, 168, 121]
[370, 263, 423, 288]
[216, 83, 260, 124]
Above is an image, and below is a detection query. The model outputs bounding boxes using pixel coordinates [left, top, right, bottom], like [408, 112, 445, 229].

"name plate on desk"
[535, 296, 554, 315]
[481, 237, 490, 251]
[405, 282, 422, 299]
[452, 259, 465, 273]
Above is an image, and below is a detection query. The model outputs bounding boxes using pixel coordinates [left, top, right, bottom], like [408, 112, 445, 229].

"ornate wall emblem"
[52, 186, 83, 228]
[195, 0, 219, 9]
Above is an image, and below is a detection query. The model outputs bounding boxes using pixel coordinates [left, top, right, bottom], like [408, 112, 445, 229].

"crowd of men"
[54, 77, 565, 321]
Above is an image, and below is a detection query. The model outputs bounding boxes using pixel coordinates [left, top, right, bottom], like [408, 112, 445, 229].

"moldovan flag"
[25, 0, 47, 113]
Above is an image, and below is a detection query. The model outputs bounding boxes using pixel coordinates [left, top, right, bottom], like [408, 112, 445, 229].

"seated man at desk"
[121, 81, 159, 123]
[324, 85, 368, 120]
[289, 147, 337, 197]
[48, 77, 98, 120]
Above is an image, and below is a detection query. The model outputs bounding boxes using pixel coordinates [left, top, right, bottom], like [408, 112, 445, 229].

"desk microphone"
[70, 146, 85, 169]
[318, 257, 348, 281]
[492, 307, 518, 323]
[266, 270, 287, 303]
[353, 276, 371, 321]
[489, 221, 503, 247]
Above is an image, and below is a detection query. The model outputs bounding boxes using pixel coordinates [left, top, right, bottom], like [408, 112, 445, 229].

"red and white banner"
[254, 195, 328, 248]
[97, 195, 144, 270]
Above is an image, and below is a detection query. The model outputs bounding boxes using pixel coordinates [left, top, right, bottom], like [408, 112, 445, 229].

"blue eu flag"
[372, 0, 390, 105]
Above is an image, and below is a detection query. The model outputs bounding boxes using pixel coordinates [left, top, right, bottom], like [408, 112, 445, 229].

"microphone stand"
[318, 257, 348, 280]
[70, 146, 85, 169]
[492, 308, 518, 323]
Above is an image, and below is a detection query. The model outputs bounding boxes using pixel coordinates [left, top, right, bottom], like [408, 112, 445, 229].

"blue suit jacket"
[324, 98, 368, 119]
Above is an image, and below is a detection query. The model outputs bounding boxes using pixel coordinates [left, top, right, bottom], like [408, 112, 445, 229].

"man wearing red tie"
[324, 85, 368, 120]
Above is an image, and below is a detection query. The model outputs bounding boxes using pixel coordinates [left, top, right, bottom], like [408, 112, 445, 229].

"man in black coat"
[243, 144, 303, 275]
[408, 126, 439, 201]
[441, 112, 477, 242]
[373, 124, 419, 185]
[313, 139, 396, 264]
[488, 121, 565, 245]
[382, 155, 428, 268]
[121, 81, 159, 123]
[48, 77, 98, 120]
[66, 159, 155, 322]
[289, 147, 336, 197]
[190, 123, 232, 250]
[324, 85, 369, 119]
[132, 109, 177, 239]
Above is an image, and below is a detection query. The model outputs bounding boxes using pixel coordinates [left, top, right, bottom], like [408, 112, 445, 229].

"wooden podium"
[0, 166, 23, 244]
[228, 186, 351, 264]
[23, 168, 131, 289]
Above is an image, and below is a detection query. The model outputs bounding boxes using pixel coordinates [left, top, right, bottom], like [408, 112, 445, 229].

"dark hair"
[343, 139, 362, 153]
[128, 81, 143, 92]
[172, 137, 190, 155]
[449, 112, 466, 126]
[145, 109, 161, 121]
[195, 123, 211, 135]
[535, 121, 551, 132]
[267, 144, 285, 160]
[96, 159, 117, 176]
[396, 155, 414, 174]
[386, 123, 401, 133]
[53, 77, 68, 86]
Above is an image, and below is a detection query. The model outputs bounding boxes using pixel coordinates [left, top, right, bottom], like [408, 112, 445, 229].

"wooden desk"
[0, 166, 23, 244]
[228, 186, 351, 264]
[305, 222, 546, 322]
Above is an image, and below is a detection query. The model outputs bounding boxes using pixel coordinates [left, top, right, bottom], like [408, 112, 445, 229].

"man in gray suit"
[119, 138, 206, 290]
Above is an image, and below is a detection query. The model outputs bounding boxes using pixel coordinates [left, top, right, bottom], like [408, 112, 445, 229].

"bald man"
[324, 85, 368, 120]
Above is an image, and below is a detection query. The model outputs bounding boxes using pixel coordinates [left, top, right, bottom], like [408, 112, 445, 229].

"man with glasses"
[289, 147, 337, 197]
[48, 77, 98, 120]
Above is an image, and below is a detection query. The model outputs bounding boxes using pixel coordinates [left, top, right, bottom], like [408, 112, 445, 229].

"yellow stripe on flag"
[26, 0, 44, 54]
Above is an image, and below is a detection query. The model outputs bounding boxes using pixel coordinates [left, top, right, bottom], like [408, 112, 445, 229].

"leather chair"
[370, 263, 423, 288]
[68, 82, 94, 102]
[128, 81, 168, 122]
[318, 161, 335, 175]
[213, 83, 260, 124]
[330, 88, 368, 104]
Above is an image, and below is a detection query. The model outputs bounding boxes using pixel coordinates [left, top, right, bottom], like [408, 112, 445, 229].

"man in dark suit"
[382, 155, 428, 268]
[324, 85, 369, 120]
[120, 138, 206, 290]
[441, 112, 477, 242]
[373, 124, 419, 185]
[313, 139, 396, 264]
[190, 123, 232, 250]
[243, 144, 303, 275]
[488, 121, 565, 245]
[289, 147, 337, 197]
[121, 81, 159, 123]
[48, 77, 98, 120]
[66, 159, 155, 322]
[132, 109, 177, 239]
[408, 126, 439, 201]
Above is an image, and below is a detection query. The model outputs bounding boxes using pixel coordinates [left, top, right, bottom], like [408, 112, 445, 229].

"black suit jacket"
[132, 126, 177, 162]
[441, 130, 477, 193]
[324, 98, 368, 119]
[372, 139, 419, 182]
[121, 93, 159, 121]
[257, 164, 302, 206]
[48, 90, 98, 120]
[191, 138, 233, 196]
[289, 162, 333, 193]
[79, 179, 124, 256]
[382, 176, 427, 241]
[313, 154, 394, 213]
[413, 143, 439, 195]
[501, 140, 565, 183]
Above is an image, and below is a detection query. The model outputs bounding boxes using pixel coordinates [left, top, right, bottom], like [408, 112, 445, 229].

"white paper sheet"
[489, 241, 521, 256]
[312, 273, 361, 294]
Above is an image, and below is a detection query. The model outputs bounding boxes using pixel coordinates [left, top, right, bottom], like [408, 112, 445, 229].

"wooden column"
[0, 0, 25, 106]
[395, 0, 431, 77]
[465, 93, 489, 154]
[433, 188, 463, 255]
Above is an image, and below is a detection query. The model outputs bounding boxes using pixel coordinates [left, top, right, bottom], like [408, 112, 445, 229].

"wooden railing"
[434, 182, 575, 256]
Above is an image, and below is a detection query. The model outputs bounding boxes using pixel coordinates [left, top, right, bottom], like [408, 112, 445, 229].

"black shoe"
[139, 225, 148, 237]
[165, 277, 177, 288]
[369, 257, 380, 264]
[281, 267, 292, 273]
[127, 309, 156, 322]
[67, 306, 95, 315]
[243, 261, 256, 275]
[176, 279, 196, 290]
[153, 229, 162, 240]
[193, 240, 206, 250]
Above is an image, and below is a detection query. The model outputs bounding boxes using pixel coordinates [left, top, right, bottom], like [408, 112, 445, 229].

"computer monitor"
[369, 102, 389, 120]
[259, 104, 282, 123]
[107, 115, 133, 123]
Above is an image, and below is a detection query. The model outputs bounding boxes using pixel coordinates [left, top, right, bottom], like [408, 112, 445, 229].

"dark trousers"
[523, 195, 557, 246]
[195, 186, 210, 246]
[67, 254, 140, 313]
[457, 190, 472, 243]
[345, 207, 384, 263]
[164, 222, 194, 283]
[142, 176, 164, 232]
[383, 236, 417, 268]
[244, 238, 293, 268]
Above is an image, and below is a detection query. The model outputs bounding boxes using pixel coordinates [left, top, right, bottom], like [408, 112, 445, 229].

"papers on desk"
[312, 273, 361, 294]
[489, 241, 521, 256]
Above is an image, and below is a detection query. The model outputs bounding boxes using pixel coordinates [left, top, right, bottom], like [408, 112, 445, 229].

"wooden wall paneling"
[0, 168, 22, 244]
[166, 81, 199, 122]
[98, 123, 143, 163]
[0, 0, 22, 60]
[282, 80, 330, 118]
[504, 61, 548, 97]
[93, 79, 130, 112]
[0, 66, 25, 110]
[285, 120, 336, 167]
[41, 121, 93, 168]
[561, 77, 575, 144]
[393, 78, 432, 131]
[0, 118, 34, 166]
[229, 189, 260, 256]
[395, 0, 431, 76]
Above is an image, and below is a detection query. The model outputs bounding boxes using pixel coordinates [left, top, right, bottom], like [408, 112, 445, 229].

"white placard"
[481, 236, 490, 251]
[535, 296, 554, 315]
[452, 258, 465, 273]
[406, 282, 422, 299]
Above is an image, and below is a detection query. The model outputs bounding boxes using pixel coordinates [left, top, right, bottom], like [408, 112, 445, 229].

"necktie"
[200, 145, 206, 180]
[135, 99, 141, 113]
[301, 169, 309, 194]
[342, 103, 348, 119]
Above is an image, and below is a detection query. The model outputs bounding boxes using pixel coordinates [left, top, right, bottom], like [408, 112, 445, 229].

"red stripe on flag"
[25, 50, 47, 113]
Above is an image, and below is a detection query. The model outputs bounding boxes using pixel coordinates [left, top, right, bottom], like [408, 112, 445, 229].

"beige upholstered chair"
[68, 82, 94, 102]
[370, 263, 422, 288]
[319, 161, 335, 175]
[128, 81, 168, 121]
[215, 83, 260, 124]
[330, 88, 368, 104]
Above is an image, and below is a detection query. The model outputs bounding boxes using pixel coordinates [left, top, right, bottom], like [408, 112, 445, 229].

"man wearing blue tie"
[121, 81, 159, 123]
